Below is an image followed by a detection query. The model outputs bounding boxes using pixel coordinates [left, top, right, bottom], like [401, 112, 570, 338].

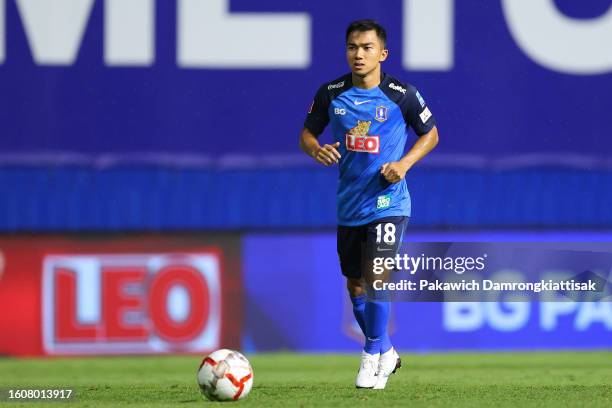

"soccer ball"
[196, 349, 254, 401]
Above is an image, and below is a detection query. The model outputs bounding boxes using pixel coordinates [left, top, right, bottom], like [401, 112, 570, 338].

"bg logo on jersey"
[42, 252, 222, 355]
[345, 120, 380, 154]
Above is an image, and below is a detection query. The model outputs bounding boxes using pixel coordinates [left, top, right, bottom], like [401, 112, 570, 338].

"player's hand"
[313, 142, 341, 166]
[381, 161, 409, 183]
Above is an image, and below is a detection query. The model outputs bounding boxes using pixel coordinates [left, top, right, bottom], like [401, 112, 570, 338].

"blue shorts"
[337, 216, 408, 279]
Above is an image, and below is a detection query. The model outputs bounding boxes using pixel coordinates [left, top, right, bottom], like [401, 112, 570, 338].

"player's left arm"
[381, 126, 438, 183]
[381, 86, 439, 183]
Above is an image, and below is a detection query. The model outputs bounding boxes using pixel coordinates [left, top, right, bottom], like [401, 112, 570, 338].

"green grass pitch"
[0, 352, 611, 407]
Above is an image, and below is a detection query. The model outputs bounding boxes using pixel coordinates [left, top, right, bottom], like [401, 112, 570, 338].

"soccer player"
[299, 19, 439, 389]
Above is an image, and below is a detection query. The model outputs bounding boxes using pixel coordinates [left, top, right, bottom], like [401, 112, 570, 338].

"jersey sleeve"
[402, 87, 436, 136]
[303, 84, 330, 136]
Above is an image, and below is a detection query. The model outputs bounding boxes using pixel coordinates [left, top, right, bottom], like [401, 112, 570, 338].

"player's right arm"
[300, 128, 341, 166]
[300, 84, 341, 166]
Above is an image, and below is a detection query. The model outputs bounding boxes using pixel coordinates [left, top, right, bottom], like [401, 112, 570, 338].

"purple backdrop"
[1, 0, 611, 160]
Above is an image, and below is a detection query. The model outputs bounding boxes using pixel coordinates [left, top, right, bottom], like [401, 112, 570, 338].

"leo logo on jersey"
[345, 120, 379, 153]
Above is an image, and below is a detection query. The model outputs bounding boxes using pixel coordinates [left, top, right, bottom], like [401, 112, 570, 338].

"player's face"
[346, 30, 388, 77]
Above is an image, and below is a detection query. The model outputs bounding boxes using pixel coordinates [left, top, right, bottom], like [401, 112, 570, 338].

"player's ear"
[380, 48, 389, 62]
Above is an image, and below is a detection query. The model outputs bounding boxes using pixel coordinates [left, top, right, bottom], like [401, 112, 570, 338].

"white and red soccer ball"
[197, 349, 254, 401]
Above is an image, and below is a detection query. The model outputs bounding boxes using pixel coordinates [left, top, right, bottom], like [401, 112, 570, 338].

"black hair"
[345, 19, 387, 48]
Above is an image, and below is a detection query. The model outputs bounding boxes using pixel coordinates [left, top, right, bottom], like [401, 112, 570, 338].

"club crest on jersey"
[345, 120, 379, 154]
[375, 105, 388, 122]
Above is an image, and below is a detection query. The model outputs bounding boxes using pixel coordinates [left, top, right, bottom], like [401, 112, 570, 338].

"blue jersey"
[304, 73, 436, 226]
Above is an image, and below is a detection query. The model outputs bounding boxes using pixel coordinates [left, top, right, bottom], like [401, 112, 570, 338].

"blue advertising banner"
[1, 0, 612, 160]
[242, 232, 612, 352]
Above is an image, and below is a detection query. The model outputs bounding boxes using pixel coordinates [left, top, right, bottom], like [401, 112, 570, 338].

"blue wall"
[1, 166, 611, 231]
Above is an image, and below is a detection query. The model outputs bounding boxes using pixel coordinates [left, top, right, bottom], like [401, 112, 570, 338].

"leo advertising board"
[0, 235, 241, 356]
